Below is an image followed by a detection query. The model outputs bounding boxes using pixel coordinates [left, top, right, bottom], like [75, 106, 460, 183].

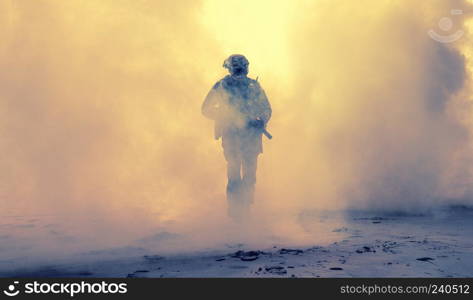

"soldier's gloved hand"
[248, 119, 265, 129]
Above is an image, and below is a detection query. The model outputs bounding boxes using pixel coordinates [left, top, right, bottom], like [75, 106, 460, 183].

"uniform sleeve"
[201, 82, 222, 120]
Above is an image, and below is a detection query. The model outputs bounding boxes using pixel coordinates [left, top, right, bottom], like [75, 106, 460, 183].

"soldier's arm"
[201, 82, 222, 120]
[258, 87, 272, 125]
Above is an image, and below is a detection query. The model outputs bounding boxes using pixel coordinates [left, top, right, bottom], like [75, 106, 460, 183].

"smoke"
[260, 0, 473, 213]
[0, 0, 227, 254]
[0, 0, 473, 260]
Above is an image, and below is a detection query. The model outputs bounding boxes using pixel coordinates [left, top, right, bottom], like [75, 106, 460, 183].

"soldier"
[202, 54, 272, 220]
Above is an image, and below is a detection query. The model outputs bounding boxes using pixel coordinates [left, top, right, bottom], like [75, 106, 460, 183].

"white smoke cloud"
[0, 0, 472, 262]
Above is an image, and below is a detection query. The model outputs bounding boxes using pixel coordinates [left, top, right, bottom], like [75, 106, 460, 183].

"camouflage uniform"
[202, 55, 271, 219]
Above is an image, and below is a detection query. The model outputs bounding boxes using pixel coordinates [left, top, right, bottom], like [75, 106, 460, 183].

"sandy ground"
[1, 206, 472, 278]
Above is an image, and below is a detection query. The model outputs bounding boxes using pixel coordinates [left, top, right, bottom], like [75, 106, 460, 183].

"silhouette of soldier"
[202, 54, 272, 220]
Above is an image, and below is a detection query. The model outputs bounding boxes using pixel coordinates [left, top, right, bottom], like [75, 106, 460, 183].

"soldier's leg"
[224, 151, 241, 194]
[227, 163, 241, 194]
[242, 152, 258, 204]
[239, 130, 261, 206]
[222, 135, 245, 221]
[226, 156, 244, 221]
[222, 135, 242, 193]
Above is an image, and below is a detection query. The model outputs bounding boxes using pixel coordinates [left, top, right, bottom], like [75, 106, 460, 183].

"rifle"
[262, 128, 273, 139]
[248, 119, 273, 139]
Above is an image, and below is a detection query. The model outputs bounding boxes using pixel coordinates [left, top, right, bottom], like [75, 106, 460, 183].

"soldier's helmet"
[223, 54, 249, 76]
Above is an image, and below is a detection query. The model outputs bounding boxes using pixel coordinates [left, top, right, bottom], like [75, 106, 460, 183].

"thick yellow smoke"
[0, 0, 472, 251]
